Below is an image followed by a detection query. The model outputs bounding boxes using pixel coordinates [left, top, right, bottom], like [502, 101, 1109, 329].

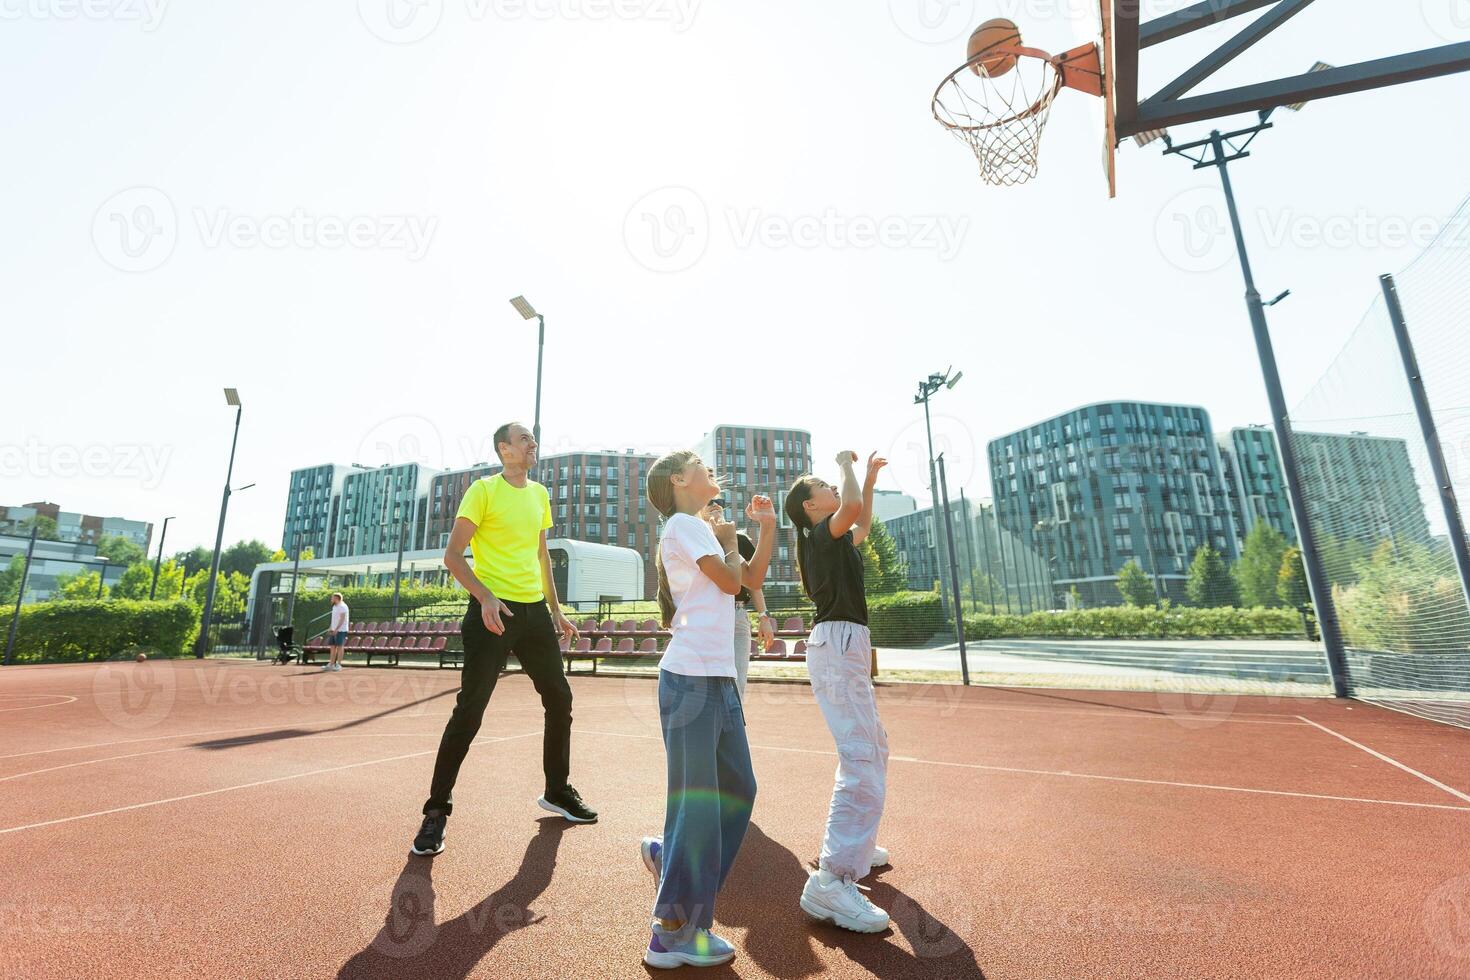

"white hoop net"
[933, 50, 1064, 187]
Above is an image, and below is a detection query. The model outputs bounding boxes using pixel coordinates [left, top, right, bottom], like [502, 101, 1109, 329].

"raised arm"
[697, 518, 745, 596]
[741, 495, 778, 590]
[827, 451, 864, 539]
[850, 452, 887, 547]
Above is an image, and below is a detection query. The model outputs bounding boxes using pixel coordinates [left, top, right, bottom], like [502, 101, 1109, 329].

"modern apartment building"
[988, 401, 1240, 607]
[1292, 429, 1431, 550]
[281, 464, 361, 557]
[886, 497, 1053, 612]
[332, 463, 434, 558]
[872, 489, 919, 523]
[0, 502, 153, 552]
[1215, 425, 1431, 556]
[694, 424, 814, 594]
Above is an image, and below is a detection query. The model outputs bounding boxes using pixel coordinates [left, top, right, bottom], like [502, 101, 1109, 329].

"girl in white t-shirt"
[636, 449, 774, 969]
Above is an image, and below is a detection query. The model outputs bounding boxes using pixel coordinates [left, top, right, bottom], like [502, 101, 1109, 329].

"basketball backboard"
[936, 2, 1470, 197]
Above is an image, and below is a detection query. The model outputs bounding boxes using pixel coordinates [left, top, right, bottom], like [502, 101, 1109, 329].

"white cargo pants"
[805, 620, 888, 880]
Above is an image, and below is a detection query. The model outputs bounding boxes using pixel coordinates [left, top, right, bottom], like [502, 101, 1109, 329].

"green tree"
[1186, 544, 1239, 607]
[112, 562, 155, 600]
[221, 540, 273, 578]
[858, 518, 908, 595]
[1116, 559, 1156, 607]
[57, 569, 106, 600]
[97, 534, 146, 567]
[0, 554, 26, 604]
[173, 546, 213, 578]
[1277, 546, 1311, 610]
[18, 515, 59, 540]
[1234, 523, 1288, 607]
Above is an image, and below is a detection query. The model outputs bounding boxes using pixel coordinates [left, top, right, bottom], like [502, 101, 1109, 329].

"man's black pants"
[422, 596, 573, 815]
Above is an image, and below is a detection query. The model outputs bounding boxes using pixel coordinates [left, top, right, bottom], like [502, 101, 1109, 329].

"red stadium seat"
[778, 616, 805, 637]
[613, 638, 636, 656]
[599, 619, 616, 634]
[638, 638, 659, 655]
[593, 637, 612, 654]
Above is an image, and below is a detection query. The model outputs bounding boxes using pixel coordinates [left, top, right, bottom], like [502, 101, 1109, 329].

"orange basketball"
[968, 18, 1022, 77]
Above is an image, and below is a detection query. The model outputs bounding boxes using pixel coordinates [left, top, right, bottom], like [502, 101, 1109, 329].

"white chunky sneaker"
[870, 845, 890, 868]
[800, 870, 890, 933]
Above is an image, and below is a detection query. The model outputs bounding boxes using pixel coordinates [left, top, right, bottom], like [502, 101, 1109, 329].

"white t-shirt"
[330, 602, 350, 633]
[658, 512, 736, 677]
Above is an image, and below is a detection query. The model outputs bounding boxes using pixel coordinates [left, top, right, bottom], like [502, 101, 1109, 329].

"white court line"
[1295, 715, 1470, 805]
[571, 728, 1470, 813]
[0, 731, 541, 835]
[0, 695, 78, 712]
[866, 700, 1306, 726]
[0, 732, 475, 783]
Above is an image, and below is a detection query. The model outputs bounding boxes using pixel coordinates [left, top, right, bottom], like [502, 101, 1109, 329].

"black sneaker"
[411, 811, 447, 856]
[537, 784, 598, 823]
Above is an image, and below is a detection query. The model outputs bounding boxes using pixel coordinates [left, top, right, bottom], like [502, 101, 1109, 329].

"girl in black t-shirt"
[782, 451, 893, 935]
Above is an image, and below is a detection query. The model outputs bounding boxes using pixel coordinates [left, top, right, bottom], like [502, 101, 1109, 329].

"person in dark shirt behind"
[782, 450, 892, 935]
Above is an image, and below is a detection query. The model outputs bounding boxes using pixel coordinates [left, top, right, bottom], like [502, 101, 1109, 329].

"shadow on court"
[191, 688, 458, 750]
[340, 817, 567, 980]
[715, 823, 985, 979]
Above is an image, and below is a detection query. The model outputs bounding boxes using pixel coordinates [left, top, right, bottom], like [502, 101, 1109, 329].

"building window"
[1191, 473, 1215, 516]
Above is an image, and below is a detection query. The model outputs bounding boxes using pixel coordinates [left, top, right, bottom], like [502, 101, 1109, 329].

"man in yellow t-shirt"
[412, 422, 594, 857]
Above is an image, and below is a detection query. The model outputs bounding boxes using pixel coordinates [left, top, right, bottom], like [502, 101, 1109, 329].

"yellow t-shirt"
[456, 475, 553, 603]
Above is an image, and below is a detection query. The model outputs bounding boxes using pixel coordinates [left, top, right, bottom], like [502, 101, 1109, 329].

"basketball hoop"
[933, 23, 1105, 187]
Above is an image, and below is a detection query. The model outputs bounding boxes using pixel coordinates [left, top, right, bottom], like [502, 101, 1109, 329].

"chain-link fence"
[1286, 195, 1470, 728]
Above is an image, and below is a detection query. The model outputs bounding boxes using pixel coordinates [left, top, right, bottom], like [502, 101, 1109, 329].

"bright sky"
[3, 0, 1467, 552]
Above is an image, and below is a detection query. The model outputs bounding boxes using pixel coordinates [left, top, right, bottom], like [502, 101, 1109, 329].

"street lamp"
[1149, 90, 1351, 699]
[197, 388, 244, 658]
[150, 516, 176, 600]
[509, 295, 547, 455]
[914, 367, 962, 620]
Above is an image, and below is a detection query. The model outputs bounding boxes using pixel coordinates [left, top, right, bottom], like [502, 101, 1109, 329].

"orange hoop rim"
[932, 42, 1103, 133]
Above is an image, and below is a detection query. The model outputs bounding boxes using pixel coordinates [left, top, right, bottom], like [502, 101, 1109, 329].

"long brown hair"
[647, 450, 698, 628]
[784, 475, 818, 600]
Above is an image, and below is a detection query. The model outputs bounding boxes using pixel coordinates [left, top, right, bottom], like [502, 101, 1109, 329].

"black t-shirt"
[735, 532, 755, 605]
[804, 517, 868, 626]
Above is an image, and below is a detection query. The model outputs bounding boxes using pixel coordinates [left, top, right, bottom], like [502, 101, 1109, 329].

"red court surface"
[3, 659, 1469, 979]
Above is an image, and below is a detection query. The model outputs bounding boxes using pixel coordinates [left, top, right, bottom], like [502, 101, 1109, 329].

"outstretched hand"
[746, 494, 776, 526]
[864, 451, 888, 488]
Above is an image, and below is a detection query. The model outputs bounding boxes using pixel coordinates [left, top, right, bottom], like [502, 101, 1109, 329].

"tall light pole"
[1153, 103, 1349, 699]
[915, 367, 963, 620]
[936, 454, 970, 685]
[197, 388, 244, 658]
[149, 516, 175, 600]
[509, 295, 547, 458]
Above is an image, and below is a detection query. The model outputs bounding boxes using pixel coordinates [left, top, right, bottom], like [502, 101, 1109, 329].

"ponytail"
[784, 476, 817, 601]
[647, 450, 698, 629]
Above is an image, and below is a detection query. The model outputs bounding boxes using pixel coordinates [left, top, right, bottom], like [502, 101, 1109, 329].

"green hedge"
[0, 599, 199, 662]
[964, 605, 1308, 641]
[866, 591, 944, 647]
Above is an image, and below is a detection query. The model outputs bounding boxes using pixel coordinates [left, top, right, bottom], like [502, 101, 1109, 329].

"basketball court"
[3, 659, 1469, 978]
